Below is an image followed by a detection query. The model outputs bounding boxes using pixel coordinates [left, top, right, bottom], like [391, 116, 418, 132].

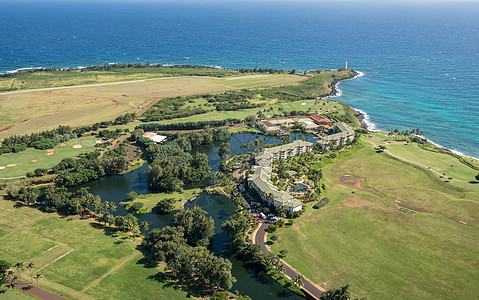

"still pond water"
[78, 133, 316, 299]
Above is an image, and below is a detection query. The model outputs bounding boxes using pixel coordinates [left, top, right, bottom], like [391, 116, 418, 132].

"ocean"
[1, 1, 478, 157]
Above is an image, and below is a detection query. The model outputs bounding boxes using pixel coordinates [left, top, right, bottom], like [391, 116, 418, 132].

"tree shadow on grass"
[89, 222, 119, 238]
[136, 257, 157, 269]
[148, 270, 208, 298]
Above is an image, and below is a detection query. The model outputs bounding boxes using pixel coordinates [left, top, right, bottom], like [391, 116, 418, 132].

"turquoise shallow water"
[1, 1, 478, 157]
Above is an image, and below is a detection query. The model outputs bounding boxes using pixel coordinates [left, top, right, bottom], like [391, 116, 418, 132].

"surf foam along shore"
[354, 108, 378, 131]
[329, 70, 365, 98]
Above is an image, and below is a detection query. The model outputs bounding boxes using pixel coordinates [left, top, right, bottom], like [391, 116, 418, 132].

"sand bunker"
[60, 143, 67, 146]
[301, 102, 307, 105]
[73, 144, 83, 149]
[46, 153, 55, 156]
[7, 164, 18, 167]
[0, 166, 5, 170]
[31, 159, 39, 162]
[95, 140, 103, 144]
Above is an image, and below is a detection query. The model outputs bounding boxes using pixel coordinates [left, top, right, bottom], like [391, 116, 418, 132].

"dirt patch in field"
[7, 164, 18, 167]
[31, 159, 39, 162]
[72, 144, 83, 149]
[338, 175, 364, 189]
[0, 125, 14, 133]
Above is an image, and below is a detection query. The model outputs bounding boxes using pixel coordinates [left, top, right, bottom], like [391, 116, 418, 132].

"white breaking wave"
[427, 139, 479, 160]
[328, 70, 365, 98]
[354, 108, 379, 131]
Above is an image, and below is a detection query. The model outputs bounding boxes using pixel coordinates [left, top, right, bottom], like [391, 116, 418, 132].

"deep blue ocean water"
[1, 1, 478, 157]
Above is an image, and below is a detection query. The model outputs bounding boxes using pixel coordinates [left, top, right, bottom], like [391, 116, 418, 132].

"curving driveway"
[253, 223, 325, 299]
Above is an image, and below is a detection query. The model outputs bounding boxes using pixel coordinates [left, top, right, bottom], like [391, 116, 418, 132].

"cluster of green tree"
[136, 119, 240, 131]
[98, 129, 121, 139]
[142, 206, 235, 291]
[25, 168, 49, 178]
[240, 137, 266, 149]
[0, 260, 11, 292]
[210, 291, 251, 300]
[0, 125, 74, 154]
[147, 151, 210, 192]
[236, 67, 285, 74]
[387, 128, 424, 140]
[113, 112, 136, 125]
[78, 63, 236, 76]
[138, 128, 229, 192]
[152, 198, 177, 215]
[141, 96, 208, 121]
[53, 151, 127, 187]
[0, 260, 44, 291]
[313, 197, 330, 209]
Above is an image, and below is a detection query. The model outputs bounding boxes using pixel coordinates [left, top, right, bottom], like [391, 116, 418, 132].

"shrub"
[32, 138, 58, 150]
[128, 202, 144, 213]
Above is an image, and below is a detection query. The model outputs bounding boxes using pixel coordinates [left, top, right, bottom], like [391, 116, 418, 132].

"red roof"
[310, 115, 332, 124]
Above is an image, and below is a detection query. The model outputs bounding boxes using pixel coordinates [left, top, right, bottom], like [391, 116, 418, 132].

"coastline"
[330, 71, 479, 161]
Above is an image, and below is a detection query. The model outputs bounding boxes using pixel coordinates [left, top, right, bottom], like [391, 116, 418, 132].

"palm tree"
[34, 273, 42, 286]
[140, 221, 149, 233]
[293, 274, 304, 287]
[277, 264, 286, 275]
[26, 262, 34, 282]
[14, 262, 24, 279]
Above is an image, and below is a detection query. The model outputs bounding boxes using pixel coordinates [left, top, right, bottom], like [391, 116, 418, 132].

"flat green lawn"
[0, 195, 192, 300]
[270, 138, 479, 299]
[135, 188, 202, 212]
[0, 136, 97, 179]
[386, 143, 477, 182]
[84, 256, 199, 300]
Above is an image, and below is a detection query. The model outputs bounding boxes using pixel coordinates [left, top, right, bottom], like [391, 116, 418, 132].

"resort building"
[247, 139, 314, 212]
[257, 115, 331, 134]
[142, 132, 167, 144]
[317, 122, 355, 150]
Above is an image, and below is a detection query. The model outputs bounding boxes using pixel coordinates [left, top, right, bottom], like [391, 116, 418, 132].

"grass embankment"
[270, 136, 479, 299]
[0, 74, 305, 140]
[0, 195, 194, 300]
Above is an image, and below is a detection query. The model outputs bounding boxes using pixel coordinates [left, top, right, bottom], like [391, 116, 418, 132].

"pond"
[76, 132, 311, 299]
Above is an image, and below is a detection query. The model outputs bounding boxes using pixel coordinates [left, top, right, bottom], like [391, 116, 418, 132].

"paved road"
[254, 223, 324, 300]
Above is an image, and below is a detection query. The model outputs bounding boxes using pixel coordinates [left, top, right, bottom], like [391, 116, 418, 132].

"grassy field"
[0, 195, 193, 300]
[0, 74, 305, 140]
[270, 137, 479, 299]
[134, 188, 202, 212]
[366, 132, 479, 182]
[0, 289, 38, 299]
[0, 66, 240, 92]
[0, 136, 98, 179]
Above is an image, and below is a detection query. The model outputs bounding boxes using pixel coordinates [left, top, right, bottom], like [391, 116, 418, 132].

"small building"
[142, 132, 167, 144]
[310, 115, 332, 125]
